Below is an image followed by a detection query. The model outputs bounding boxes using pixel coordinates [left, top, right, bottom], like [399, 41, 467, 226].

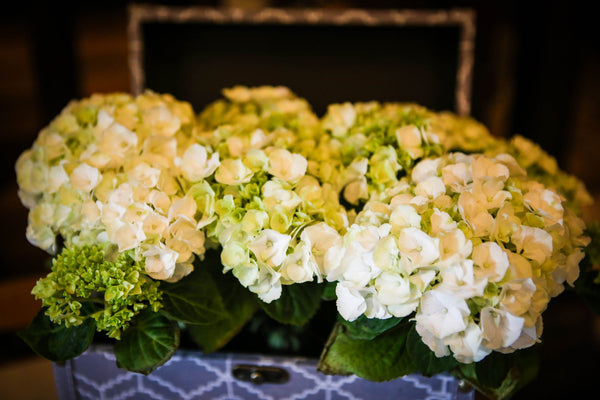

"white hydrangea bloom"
[494, 153, 526, 177]
[81, 199, 101, 226]
[458, 191, 494, 237]
[472, 242, 510, 282]
[396, 227, 440, 272]
[480, 307, 524, 350]
[396, 125, 424, 158]
[143, 211, 169, 236]
[444, 321, 491, 363]
[279, 241, 318, 284]
[389, 204, 421, 231]
[336, 282, 367, 321]
[499, 278, 537, 317]
[127, 162, 161, 188]
[438, 228, 473, 267]
[416, 289, 470, 339]
[364, 288, 393, 319]
[241, 210, 269, 235]
[372, 235, 401, 273]
[215, 158, 254, 185]
[563, 248, 585, 286]
[48, 164, 69, 193]
[168, 196, 197, 222]
[471, 155, 510, 182]
[323, 103, 356, 137]
[142, 105, 181, 137]
[70, 163, 101, 192]
[442, 161, 472, 192]
[429, 209, 457, 234]
[501, 320, 541, 352]
[411, 158, 440, 183]
[143, 244, 179, 280]
[300, 222, 341, 277]
[512, 225, 553, 265]
[439, 260, 487, 299]
[524, 188, 564, 226]
[16, 92, 216, 283]
[262, 180, 302, 211]
[142, 136, 177, 168]
[247, 229, 291, 268]
[249, 265, 282, 303]
[267, 148, 307, 182]
[415, 176, 446, 199]
[343, 177, 369, 205]
[416, 321, 450, 358]
[177, 144, 220, 182]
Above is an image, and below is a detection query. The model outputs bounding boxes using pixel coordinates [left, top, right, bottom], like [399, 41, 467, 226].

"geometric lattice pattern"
[53, 345, 474, 400]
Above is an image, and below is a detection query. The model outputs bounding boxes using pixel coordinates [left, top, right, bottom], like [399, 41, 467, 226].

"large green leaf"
[322, 281, 337, 301]
[18, 307, 96, 362]
[260, 281, 325, 326]
[114, 309, 179, 375]
[187, 256, 258, 352]
[405, 322, 459, 376]
[475, 351, 513, 389]
[454, 346, 539, 400]
[318, 321, 416, 381]
[160, 264, 228, 325]
[338, 314, 402, 340]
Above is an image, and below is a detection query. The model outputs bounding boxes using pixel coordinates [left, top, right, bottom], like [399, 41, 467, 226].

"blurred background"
[0, 1, 598, 399]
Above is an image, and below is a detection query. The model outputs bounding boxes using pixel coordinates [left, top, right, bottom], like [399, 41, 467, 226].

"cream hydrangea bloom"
[267, 148, 307, 182]
[327, 149, 589, 364]
[16, 91, 216, 281]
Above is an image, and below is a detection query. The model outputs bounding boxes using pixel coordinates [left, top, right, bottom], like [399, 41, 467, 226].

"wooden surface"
[0, 275, 43, 333]
[0, 357, 57, 400]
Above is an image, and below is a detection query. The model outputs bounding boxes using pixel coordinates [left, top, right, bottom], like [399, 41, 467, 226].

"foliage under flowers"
[16, 86, 600, 399]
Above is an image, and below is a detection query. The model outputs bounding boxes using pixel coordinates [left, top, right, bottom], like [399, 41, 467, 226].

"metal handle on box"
[232, 364, 290, 385]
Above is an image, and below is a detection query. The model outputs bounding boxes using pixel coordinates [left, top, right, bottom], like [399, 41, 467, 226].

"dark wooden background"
[0, 1, 598, 399]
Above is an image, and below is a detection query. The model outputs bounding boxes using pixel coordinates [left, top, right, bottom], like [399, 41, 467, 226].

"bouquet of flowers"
[16, 86, 600, 399]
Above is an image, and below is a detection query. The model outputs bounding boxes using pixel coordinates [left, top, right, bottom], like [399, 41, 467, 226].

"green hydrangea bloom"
[31, 245, 162, 339]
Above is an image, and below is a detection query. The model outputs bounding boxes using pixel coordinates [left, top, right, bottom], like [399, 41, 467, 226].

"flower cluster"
[429, 113, 593, 213]
[16, 92, 218, 282]
[198, 86, 348, 302]
[327, 152, 589, 362]
[16, 87, 592, 368]
[31, 245, 162, 339]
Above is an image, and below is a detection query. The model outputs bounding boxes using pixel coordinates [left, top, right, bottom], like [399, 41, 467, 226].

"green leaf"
[338, 314, 402, 340]
[475, 351, 513, 389]
[114, 309, 179, 375]
[160, 264, 228, 325]
[187, 253, 258, 352]
[406, 323, 459, 376]
[18, 307, 95, 362]
[260, 281, 324, 326]
[318, 321, 416, 381]
[454, 347, 540, 400]
[322, 281, 337, 301]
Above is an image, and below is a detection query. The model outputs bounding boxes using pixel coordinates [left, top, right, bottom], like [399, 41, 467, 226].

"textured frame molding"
[128, 5, 476, 115]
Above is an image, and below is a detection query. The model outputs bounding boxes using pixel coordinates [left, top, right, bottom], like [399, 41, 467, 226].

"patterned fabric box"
[53, 345, 474, 400]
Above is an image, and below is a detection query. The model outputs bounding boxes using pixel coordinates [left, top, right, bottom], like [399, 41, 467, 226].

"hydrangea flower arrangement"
[16, 86, 600, 399]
